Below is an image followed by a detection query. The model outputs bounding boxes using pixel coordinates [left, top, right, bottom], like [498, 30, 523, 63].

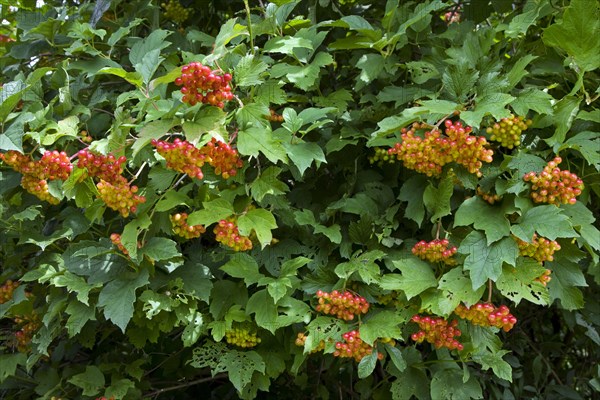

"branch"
[144, 373, 228, 398]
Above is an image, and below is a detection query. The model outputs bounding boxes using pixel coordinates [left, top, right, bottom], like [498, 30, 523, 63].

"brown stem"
[144, 373, 228, 398]
[435, 220, 441, 240]
[487, 279, 493, 303]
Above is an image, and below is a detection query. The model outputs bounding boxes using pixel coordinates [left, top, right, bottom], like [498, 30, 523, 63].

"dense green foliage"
[0, 0, 599, 399]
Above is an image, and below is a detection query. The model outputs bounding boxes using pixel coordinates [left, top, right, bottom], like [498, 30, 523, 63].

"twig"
[487, 279, 493, 303]
[144, 373, 228, 398]
[243, 0, 254, 54]
[519, 331, 564, 385]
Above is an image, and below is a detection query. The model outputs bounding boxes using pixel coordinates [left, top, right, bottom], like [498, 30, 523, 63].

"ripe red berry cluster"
[412, 239, 457, 265]
[225, 327, 261, 348]
[97, 180, 144, 218]
[443, 8, 461, 24]
[410, 315, 463, 350]
[515, 234, 561, 263]
[388, 120, 493, 177]
[0, 280, 20, 304]
[76, 149, 126, 182]
[333, 330, 383, 362]
[315, 290, 370, 321]
[201, 138, 243, 179]
[152, 138, 206, 179]
[523, 157, 584, 205]
[294, 332, 326, 353]
[453, 303, 517, 332]
[1, 150, 73, 204]
[161, 0, 190, 24]
[369, 147, 396, 167]
[170, 213, 206, 239]
[476, 187, 501, 204]
[14, 312, 40, 353]
[267, 109, 284, 122]
[110, 233, 129, 256]
[213, 217, 253, 251]
[486, 115, 532, 149]
[175, 62, 233, 108]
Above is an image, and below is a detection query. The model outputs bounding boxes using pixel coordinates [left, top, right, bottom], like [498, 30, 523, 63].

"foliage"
[0, 0, 599, 399]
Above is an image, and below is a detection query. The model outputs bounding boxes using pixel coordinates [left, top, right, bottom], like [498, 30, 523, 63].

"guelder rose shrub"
[0, 0, 598, 399]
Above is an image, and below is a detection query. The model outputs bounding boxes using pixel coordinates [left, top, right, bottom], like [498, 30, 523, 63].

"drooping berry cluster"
[200, 138, 243, 179]
[110, 233, 129, 256]
[225, 326, 261, 348]
[1, 150, 73, 204]
[97, 180, 144, 218]
[476, 187, 501, 204]
[315, 290, 370, 321]
[412, 239, 457, 265]
[152, 138, 206, 179]
[410, 315, 463, 350]
[443, 7, 461, 24]
[333, 330, 383, 362]
[213, 217, 253, 251]
[79, 130, 93, 143]
[0, 280, 20, 304]
[377, 290, 403, 308]
[294, 332, 326, 353]
[161, 0, 191, 24]
[170, 213, 206, 239]
[14, 312, 41, 352]
[175, 62, 233, 108]
[515, 234, 561, 263]
[486, 115, 532, 149]
[535, 269, 552, 286]
[453, 303, 517, 332]
[368, 147, 396, 167]
[388, 120, 493, 177]
[523, 157, 584, 205]
[267, 109, 284, 122]
[76, 149, 126, 182]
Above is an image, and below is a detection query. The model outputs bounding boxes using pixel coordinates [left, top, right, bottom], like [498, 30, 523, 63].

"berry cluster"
[515, 234, 561, 263]
[388, 120, 493, 177]
[1, 150, 73, 204]
[523, 157, 584, 205]
[175, 62, 233, 108]
[201, 138, 243, 179]
[333, 330, 383, 362]
[443, 7, 461, 24]
[79, 130, 93, 143]
[110, 233, 129, 256]
[161, 0, 190, 24]
[453, 303, 517, 332]
[486, 115, 532, 149]
[152, 138, 206, 179]
[536, 269, 552, 286]
[170, 213, 206, 239]
[476, 187, 501, 204]
[76, 149, 126, 182]
[14, 312, 41, 352]
[294, 332, 326, 353]
[97, 180, 144, 218]
[225, 326, 261, 348]
[213, 217, 253, 251]
[315, 290, 370, 321]
[412, 239, 457, 265]
[410, 315, 463, 350]
[377, 290, 403, 308]
[267, 109, 284, 122]
[0, 280, 20, 304]
[368, 147, 395, 167]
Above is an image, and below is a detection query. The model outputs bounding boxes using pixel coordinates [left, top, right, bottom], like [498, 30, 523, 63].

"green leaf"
[182, 312, 204, 347]
[335, 250, 385, 285]
[510, 205, 578, 241]
[68, 366, 105, 396]
[155, 190, 191, 212]
[559, 131, 600, 170]
[423, 174, 454, 222]
[459, 232, 518, 289]
[96, 67, 143, 88]
[220, 253, 264, 286]
[246, 289, 278, 333]
[263, 36, 313, 54]
[430, 368, 483, 400]
[129, 29, 170, 67]
[455, 197, 510, 244]
[283, 140, 327, 176]
[359, 311, 404, 345]
[237, 208, 278, 248]
[233, 54, 269, 87]
[238, 126, 287, 163]
[132, 119, 174, 157]
[0, 353, 26, 383]
[543, 0, 600, 72]
[510, 88, 554, 116]
[357, 351, 378, 379]
[399, 175, 427, 227]
[214, 18, 248, 49]
[473, 350, 513, 382]
[436, 268, 487, 314]
[380, 258, 437, 300]
[506, 55, 537, 88]
[547, 256, 588, 310]
[547, 96, 581, 146]
[98, 269, 150, 332]
[391, 366, 430, 400]
[496, 260, 549, 305]
[105, 379, 136, 400]
[461, 93, 514, 127]
[65, 301, 96, 337]
[187, 198, 235, 226]
[250, 166, 289, 201]
[385, 344, 407, 372]
[139, 237, 180, 262]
